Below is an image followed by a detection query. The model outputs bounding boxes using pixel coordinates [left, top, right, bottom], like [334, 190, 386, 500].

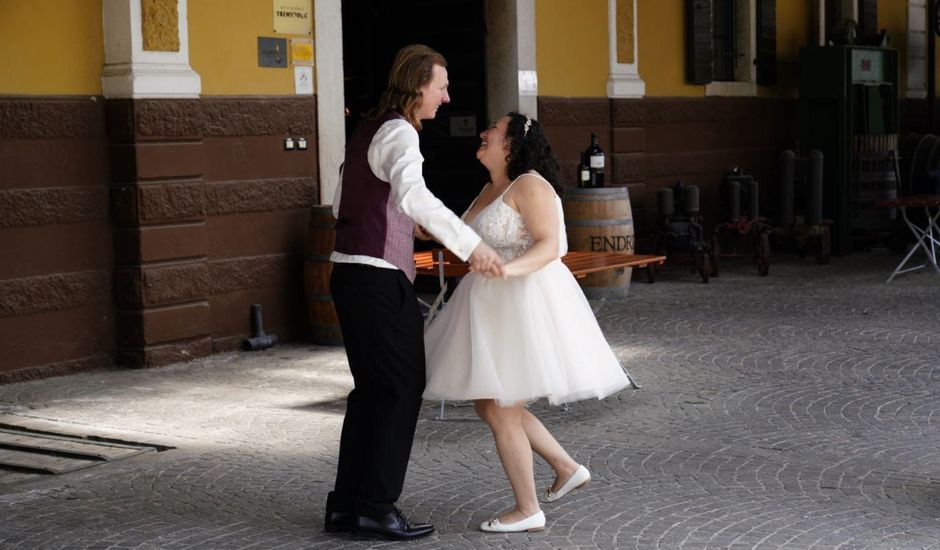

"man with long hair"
[325, 44, 503, 540]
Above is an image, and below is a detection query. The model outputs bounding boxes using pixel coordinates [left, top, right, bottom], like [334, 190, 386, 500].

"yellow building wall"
[638, 0, 810, 98]
[538, 0, 819, 99]
[635, 1, 932, 99]
[763, 0, 811, 98]
[0, 1, 931, 100]
[637, 0, 701, 97]
[535, 0, 609, 97]
[0, 0, 103, 96]
[189, 0, 313, 96]
[878, 0, 908, 96]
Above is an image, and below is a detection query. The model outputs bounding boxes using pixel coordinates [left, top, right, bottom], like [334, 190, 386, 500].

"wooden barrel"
[562, 186, 635, 298]
[304, 205, 343, 345]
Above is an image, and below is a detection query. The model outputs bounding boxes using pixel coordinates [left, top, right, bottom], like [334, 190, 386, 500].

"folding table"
[877, 195, 940, 283]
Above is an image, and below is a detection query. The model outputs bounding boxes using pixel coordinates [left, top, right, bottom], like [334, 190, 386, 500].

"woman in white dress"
[423, 112, 630, 533]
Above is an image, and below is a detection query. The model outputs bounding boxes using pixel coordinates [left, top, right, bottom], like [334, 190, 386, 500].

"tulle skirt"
[423, 259, 630, 406]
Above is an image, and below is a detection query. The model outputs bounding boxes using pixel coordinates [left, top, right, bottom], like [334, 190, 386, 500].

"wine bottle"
[585, 133, 605, 187]
[577, 152, 590, 188]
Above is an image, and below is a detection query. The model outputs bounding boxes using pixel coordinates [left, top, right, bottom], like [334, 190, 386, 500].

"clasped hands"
[468, 242, 504, 278]
[415, 225, 505, 278]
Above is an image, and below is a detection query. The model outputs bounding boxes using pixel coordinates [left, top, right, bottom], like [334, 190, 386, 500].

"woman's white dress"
[423, 172, 630, 406]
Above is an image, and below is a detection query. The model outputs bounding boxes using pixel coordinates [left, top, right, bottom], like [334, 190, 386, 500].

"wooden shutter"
[686, 0, 713, 84]
[756, 0, 776, 85]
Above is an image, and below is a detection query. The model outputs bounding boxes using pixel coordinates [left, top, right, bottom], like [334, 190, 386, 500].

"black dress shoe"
[324, 510, 354, 533]
[354, 508, 434, 540]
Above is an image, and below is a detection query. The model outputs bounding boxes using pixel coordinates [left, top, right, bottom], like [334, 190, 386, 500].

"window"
[712, 0, 738, 82]
[824, 0, 879, 45]
[686, 0, 776, 94]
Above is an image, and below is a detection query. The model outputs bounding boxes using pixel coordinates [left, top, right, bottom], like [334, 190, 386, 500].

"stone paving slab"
[1, 250, 940, 549]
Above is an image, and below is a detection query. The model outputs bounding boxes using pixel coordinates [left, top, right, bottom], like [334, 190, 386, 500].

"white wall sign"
[295, 65, 313, 95]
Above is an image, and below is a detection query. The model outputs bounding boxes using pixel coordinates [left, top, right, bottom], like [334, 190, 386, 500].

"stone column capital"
[102, 0, 201, 98]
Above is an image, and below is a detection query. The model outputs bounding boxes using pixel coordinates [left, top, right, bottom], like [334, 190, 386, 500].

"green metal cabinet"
[799, 45, 899, 255]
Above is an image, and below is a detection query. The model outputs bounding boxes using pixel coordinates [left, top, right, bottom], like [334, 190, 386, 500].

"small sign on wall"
[295, 66, 314, 95]
[449, 116, 477, 137]
[258, 37, 288, 68]
[273, 0, 312, 35]
[291, 38, 314, 66]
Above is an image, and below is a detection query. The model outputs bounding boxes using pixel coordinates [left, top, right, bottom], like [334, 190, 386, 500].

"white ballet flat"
[543, 464, 591, 502]
[479, 510, 545, 533]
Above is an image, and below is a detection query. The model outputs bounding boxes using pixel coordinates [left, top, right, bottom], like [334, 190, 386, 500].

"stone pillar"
[607, 0, 645, 98]
[314, 0, 345, 204]
[485, 0, 537, 122]
[608, 1, 646, 241]
[103, 0, 210, 367]
[102, 0, 201, 98]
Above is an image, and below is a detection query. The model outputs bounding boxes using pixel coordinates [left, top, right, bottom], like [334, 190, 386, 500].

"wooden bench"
[414, 249, 667, 282]
[415, 250, 667, 322]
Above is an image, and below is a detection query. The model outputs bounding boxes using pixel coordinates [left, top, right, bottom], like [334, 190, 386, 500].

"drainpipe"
[930, 0, 937, 131]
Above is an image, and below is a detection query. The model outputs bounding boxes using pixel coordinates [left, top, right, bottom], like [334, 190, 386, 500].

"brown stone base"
[0, 353, 115, 385]
[116, 336, 213, 369]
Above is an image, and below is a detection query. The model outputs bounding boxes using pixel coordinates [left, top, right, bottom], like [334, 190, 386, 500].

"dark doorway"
[341, 0, 489, 216]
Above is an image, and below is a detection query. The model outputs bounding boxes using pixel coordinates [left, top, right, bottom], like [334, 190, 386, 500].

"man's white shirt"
[331, 118, 481, 269]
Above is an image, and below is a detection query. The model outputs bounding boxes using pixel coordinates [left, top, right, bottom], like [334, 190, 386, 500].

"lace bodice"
[464, 173, 568, 262]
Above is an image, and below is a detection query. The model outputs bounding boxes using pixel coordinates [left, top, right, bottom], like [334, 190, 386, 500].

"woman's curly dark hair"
[503, 112, 563, 196]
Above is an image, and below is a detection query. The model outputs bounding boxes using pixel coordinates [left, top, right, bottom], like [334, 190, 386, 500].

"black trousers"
[326, 263, 426, 517]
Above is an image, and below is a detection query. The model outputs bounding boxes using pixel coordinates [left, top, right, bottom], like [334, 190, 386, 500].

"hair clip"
[523, 117, 532, 137]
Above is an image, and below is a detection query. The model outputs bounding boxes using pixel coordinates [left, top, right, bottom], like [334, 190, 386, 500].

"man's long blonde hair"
[369, 44, 447, 130]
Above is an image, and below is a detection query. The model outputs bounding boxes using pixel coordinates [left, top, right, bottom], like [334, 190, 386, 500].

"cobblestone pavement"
[2, 251, 940, 549]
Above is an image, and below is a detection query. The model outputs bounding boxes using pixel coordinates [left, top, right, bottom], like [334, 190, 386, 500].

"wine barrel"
[304, 205, 343, 345]
[562, 186, 635, 298]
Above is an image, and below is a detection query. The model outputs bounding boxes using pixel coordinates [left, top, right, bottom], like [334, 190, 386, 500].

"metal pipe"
[726, 180, 741, 222]
[748, 179, 760, 219]
[657, 188, 675, 219]
[808, 149, 824, 226]
[929, 0, 937, 132]
[683, 184, 700, 215]
[242, 304, 279, 351]
[779, 150, 796, 226]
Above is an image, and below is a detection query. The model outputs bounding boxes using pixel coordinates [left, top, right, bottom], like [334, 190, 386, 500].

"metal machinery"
[656, 180, 711, 283]
[799, 45, 900, 255]
[710, 167, 772, 277]
[774, 149, 832, 264]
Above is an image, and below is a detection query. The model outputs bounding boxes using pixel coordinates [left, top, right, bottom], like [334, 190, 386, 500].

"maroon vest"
[334, 113, 417, 281]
